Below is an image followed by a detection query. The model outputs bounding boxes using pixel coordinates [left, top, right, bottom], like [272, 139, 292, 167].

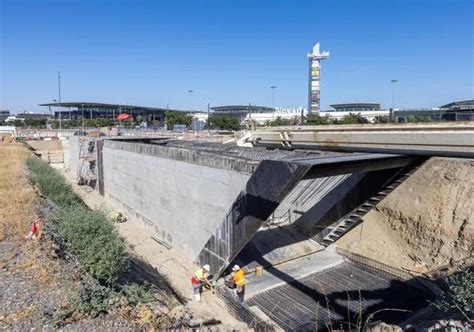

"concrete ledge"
[104, 140, 259, 175]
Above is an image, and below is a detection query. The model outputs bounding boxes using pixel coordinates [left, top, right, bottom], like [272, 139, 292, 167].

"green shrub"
[165, 111, 193, 130]
[27, 156, 159, 323]
[207, 115, 242, 131]
[27, 157, 129, 284]
[121, 283, 155, 305]
[52, 206, 129, 284]
[27, 158, 82, 207]
[431, 269, 473, 320]
[77, 282, 112, 317]
[335, 112, 369, 125]
[305, 113, 331, 125]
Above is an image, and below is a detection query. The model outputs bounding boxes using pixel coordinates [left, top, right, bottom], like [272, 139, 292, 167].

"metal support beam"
[300, 154, 418, 179]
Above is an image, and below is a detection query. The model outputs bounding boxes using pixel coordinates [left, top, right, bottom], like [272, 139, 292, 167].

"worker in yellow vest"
[191, 264, 210, 301]
[231, 264, 246, 302]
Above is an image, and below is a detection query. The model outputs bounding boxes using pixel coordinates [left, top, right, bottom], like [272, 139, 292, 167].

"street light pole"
[390, 79, 398, 123]
[57, 71, 62, 134]
[391, 79, 398, 109]
[207, 103, 210, 136]
[81, 103, 84, 134]
[188, 90, 194, 112]
[271, 86, 277, 121]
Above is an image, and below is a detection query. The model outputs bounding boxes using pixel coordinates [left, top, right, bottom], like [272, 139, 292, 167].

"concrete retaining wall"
[102, 140, 250, 259]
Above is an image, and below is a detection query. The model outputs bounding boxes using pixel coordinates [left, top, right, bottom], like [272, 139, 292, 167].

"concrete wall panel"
[102, 143, 250, 259]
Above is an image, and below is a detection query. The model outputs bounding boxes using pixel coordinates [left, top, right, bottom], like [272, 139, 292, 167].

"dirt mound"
[338, 157, 474, 273]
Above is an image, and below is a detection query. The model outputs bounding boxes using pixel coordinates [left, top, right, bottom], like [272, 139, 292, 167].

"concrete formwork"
[101, 139, 251, 259]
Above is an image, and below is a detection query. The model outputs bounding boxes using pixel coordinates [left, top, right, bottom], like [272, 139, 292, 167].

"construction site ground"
[5, 139, 472, 329]
[59, 167, 248, 329]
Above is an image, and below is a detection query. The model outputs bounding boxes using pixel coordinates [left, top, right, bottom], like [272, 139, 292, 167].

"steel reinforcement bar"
[336, 247, 444, 296]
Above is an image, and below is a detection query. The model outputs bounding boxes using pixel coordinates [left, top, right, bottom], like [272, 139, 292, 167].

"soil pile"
[338, 157, 474, 273]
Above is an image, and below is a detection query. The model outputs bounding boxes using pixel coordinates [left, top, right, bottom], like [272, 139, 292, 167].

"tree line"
[1, 112, 402, 131]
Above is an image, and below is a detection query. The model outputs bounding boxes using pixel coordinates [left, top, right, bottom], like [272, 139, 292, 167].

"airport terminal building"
[39, 102, 193, 123]
[394, 99, 474, 122]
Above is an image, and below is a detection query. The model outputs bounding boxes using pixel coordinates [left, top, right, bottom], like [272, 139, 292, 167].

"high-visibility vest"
[232, 269, 246, 287]
[191, 268, 208, 285]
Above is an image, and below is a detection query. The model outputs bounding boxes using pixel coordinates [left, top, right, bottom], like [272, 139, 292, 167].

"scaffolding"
[77, 138, 97, 188]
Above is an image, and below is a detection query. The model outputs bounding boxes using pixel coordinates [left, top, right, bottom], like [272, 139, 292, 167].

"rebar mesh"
[244, 261, 431, 331]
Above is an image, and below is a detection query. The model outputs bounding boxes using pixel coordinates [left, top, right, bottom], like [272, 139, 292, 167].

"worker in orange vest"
[231, 264, 246, 302]
[191, 264, 210, 301]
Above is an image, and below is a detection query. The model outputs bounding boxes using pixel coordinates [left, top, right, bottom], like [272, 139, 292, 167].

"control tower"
[308, 42, 329, 113]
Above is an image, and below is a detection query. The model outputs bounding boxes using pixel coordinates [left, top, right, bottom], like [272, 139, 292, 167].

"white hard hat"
[232, 265, 240, 272]
[203, 264, 210, 271]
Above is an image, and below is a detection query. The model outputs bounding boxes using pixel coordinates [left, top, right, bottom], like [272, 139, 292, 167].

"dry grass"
[0, 143, 37, 242]
[0, 143, 59, 287]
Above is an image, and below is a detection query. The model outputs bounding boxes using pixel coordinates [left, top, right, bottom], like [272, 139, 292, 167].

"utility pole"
[81, 103, 84, 134]
[58, 71, 62, 133]
[390, 79, 398, 123]
[271, 86, 277, 121]
[188, 90, 194, 112]
[207, 103, 210, 136]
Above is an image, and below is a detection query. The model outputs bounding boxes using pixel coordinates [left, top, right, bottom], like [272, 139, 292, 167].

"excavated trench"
[217, 257, 433, 331]
[246, 261, 431, 330]
[76, 137, 433, 329]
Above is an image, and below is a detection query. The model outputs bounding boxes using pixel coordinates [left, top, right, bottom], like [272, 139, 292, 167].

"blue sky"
[1, 0, 473, 112]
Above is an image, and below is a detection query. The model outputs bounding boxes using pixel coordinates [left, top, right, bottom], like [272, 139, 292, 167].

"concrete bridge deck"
[241, 122, 474, 157]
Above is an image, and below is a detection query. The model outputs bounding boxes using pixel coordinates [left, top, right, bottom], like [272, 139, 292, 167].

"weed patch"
[52, 206, 129, 284]
[27, 157, 82, 207]
[26, 157, 160, 326]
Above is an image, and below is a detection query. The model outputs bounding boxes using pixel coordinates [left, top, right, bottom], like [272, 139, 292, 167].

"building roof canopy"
[39, 102, 195, 113]
[211, 105, 274, 112]
[330, 103, 381, 109]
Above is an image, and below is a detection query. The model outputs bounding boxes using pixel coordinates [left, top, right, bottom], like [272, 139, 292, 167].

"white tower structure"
[308, 42, 329, 114]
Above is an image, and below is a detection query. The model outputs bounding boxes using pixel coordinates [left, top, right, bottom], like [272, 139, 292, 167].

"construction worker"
[191, 264, 210, 301]
[231, 264, 246, 302]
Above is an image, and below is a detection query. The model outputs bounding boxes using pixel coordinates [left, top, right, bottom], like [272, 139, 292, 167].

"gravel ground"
[0, 233, 136, 330]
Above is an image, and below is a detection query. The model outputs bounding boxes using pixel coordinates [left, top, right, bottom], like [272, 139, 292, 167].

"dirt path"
[60, 167, 248, 329]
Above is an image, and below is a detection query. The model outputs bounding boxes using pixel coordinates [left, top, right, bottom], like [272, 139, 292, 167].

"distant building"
[320, 103, 387, 122]
[210, 105, 306, 125]
[0, 110, 10, 122]
[0, 126, 16, 135]
[16, 112, 51, 120]
[394, 99, 474, 122]
[39, 102, 194, 123]
[210, 105, 274, 123]
[329, 103, 381, 112]
[441, 99, 474, 110]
